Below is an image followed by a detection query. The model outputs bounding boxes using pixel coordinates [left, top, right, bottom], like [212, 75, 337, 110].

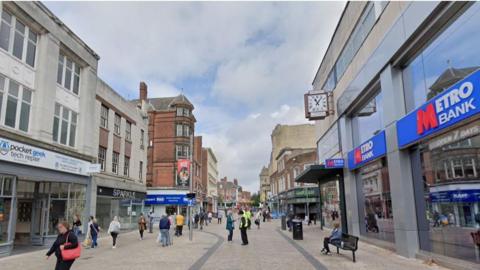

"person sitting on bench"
[321, 222, 342, 255]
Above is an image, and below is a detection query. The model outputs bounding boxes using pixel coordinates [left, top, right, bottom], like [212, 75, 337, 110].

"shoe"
[241, 243, 247, 246]
[112, 246, 116, 249]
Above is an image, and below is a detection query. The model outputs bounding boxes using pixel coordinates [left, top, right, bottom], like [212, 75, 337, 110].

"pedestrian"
[262, 210, 266, 222]
[199, 211, 205, 230]
[226, 211, 234, 242]
[72, 214, 82, 236]
[138, 213, 147, 240]
[217, 210, 223, 224]
[88, 216, 100, 248]
[107, 216, 121, 248]
[254, 211, 261, 229]
[245, 209, 252, 229]
[168, 213, 174, 245]
[194, 213, 199, 229]
[208, 211, 213, 224]
[148, 210, 154, 233]
[159, 214, 171, 247]
[175, 212, 185, 236]
[239, 210, 248, 245]
[321, 223, 342, 255]
[46, 220, 79, 270]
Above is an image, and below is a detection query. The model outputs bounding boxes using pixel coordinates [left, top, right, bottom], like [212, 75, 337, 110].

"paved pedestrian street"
[0, 220, 449, 270]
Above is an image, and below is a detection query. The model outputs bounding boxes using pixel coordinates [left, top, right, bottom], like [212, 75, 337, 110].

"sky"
[45, 1, 345, 193]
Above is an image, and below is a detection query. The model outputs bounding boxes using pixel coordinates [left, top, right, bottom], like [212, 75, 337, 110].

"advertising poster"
[177, 159, 191, 187]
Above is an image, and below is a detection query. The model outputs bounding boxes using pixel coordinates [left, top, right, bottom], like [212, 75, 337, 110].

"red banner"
[177, 159, 191, 187]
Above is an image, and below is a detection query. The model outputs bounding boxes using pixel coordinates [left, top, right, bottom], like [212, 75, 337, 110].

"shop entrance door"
[31, 196, 48, 245]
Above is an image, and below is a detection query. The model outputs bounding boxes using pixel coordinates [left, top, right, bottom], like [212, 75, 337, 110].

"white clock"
[304, 91, 330, 120]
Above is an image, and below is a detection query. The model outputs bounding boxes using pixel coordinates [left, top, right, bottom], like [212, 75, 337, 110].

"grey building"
[306, 1, 480, 268]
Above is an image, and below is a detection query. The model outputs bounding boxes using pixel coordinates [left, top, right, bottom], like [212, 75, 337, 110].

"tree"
[251, 193, 260, 207]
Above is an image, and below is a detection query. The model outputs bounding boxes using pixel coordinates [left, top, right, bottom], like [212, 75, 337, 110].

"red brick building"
[133, 82, 201, 214]
[217, 177, 240, 207]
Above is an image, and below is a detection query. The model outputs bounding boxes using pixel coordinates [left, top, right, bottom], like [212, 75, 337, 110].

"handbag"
[61, 233, 81, 261]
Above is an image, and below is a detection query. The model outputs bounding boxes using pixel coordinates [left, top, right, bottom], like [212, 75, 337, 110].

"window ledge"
[56, 83, 79, 98]
[0, 48, 36, 72]
[100, 126, 109, 132]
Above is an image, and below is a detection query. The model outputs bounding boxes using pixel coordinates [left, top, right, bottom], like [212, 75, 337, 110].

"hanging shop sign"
[145, 194, 191, 205]
[325, 158, 345, 168]
[430, 189, 480, 203]
[176, 159, 191, 187]
[0, 136, 90, 176]
[97, 186, 146, 200]
[348, 131, 386, 170]
[397, 69, 480, 148]
[304, 90, 333, 120]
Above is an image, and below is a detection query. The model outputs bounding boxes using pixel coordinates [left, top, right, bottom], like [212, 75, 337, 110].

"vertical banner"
[177, 159, 191, 187]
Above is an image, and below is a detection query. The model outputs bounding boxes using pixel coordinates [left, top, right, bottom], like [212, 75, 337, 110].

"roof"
[132, 94, 194, 112]
[295, 165, 343, 184]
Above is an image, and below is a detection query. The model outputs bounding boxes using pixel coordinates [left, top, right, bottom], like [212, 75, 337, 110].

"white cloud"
[45, 1, 345, 193]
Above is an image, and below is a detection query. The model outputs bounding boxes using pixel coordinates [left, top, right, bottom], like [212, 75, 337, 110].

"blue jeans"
[160, 229, 169, 246]
[91, 234, 98, 248]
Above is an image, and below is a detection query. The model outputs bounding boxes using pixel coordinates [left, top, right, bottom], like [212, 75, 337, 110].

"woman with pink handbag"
[46, 220, 81, 270]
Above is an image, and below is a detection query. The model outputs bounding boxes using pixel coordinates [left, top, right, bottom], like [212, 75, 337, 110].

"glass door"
[31, 182, 49, 245]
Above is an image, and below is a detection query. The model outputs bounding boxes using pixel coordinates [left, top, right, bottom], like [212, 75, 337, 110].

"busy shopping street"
[0, 218, 450, 270]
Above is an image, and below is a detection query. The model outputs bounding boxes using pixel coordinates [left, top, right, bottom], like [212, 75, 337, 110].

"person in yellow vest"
[175, 213, 185, 237]
[245, 209, 252, 229]
[239, 210, 249, 245]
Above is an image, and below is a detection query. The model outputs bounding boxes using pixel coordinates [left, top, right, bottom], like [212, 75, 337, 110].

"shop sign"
[348, 131, 386, 170]
[0, 136, 91, 175]
[397, 69, 480, 148]
[325, 158, 344, 168]
[97, 186, 146, 200]
[145, 194, 190, 205]
[177, 159, 191, 187]
[430, 189, 480, 203]
[294, 188, 317, 198]
[428, 121, 480, 150]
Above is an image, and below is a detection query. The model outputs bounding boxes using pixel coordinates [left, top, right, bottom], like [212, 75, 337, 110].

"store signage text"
[397, 69, 480, 148]
[325, 158, 344, 168]
[0, 137, 90, 175]
[97, 186, 146, 200]
[430, 189, 480, 203]
[348, 131, 386, 170]
[145, 194, 191, 205]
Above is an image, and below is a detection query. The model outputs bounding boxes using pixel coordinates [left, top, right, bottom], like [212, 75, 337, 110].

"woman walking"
[107, 216, 121, 248]
[226, 211, 234, 242]
[46, 220, 79, 270]
[88, 216, 100, 248]
[138, 213, 147, 240]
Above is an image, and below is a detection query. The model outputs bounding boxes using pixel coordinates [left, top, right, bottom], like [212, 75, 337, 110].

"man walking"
[217, 210, 223, 224]
[175, 212, 184, 236]
[239, 210, 248, 245]
[159, 214, 171, 247]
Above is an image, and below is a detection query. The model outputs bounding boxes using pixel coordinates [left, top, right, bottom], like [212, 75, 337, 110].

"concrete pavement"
[0, 219, 451, 270]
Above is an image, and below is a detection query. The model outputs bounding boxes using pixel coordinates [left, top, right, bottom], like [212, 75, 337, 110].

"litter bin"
[281, 215, 287, 230]
[292, 219, 303, 240]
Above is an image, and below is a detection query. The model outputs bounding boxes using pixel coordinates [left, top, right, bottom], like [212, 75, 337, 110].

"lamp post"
[188, 134, 193, 241]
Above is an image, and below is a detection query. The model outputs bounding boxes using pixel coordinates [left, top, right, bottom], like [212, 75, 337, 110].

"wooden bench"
[331, 233, 359, 262]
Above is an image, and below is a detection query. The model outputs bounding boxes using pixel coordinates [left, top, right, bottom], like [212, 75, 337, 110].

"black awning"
[295, 164, 343, 184]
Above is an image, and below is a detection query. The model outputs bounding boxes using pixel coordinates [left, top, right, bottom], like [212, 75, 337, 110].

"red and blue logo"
[397, 69, 480, 148]
[348, 131, 386, 170]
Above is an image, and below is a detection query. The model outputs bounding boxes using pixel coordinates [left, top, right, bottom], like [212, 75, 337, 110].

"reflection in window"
[352, 91, 384, 145]
[403, 3, 480, 111]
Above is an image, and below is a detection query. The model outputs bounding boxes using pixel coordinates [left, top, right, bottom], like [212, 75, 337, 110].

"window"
[0, 76, 32, 132]
[403, 3, 480, 112]
[176, 107, 190, 116]
[57, 53, 81, 94]
[114, 113, 121, 135]
[139, 161, 143, 181]
[125, 121, 131, 141]
[0, 10, 37, 67]
[140, 129, 145, 148]
[176, 145, 190, 159]
[124, 156, 130, 177]
[52, 103, 77, 147]
[112, 152, 119, 174]
[98, 147, 106, 171]
[176, 123, 191, 136]
[100, 104, 108, 129]
[352, 91, 384, 145]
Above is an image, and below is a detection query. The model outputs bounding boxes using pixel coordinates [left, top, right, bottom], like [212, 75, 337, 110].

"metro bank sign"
[348, 131, 386, 170]
[397, 69, 480, 148]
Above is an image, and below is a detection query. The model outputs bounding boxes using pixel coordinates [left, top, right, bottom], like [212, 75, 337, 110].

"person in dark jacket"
[226, 211, 234, 242]
[239, 210, 248, 245]
[159, 215, 171, 247]
[46, 220, 79, 270]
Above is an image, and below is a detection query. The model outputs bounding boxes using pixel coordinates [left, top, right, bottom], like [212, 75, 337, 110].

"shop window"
[358, 159, 394, 243]
[0, 10, 37, 67]
[352, 91, 384, 145]
[403, 3, 480, 112]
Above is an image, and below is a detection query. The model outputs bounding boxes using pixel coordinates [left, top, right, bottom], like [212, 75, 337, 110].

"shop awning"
[295, 165, 343, 185]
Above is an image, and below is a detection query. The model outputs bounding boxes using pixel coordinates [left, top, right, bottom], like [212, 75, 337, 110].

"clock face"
[307, 94, 327, 113]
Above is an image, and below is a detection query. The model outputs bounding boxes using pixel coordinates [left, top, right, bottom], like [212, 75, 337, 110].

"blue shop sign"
[430, 189, 480, 203]
[145, 194, 190, 205]
[348, 131, 386, 170]
[325, 158, 345, 168]
[397, 69, 480, 148]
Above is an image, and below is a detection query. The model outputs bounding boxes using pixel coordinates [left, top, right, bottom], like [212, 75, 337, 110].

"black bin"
[292, 219, 303, 240]
[281, 215, 287, 230]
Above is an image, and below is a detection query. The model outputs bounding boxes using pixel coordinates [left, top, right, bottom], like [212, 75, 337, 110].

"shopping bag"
[61, 233, 81, 260]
